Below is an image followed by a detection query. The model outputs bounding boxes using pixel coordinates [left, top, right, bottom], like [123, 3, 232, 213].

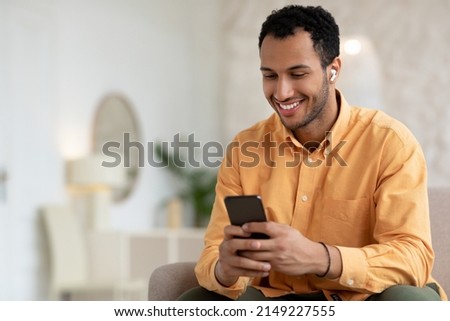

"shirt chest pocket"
[319, 197, 372, 246]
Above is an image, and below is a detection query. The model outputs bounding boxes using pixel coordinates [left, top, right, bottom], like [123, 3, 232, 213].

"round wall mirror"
[92, 93, 141, 202]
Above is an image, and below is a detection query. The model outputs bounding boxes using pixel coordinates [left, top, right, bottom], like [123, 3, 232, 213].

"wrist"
[327, 245, 343, 279]
[214, 261, 238, 287]
[315, 242, 331, 278]
[314, 242, 343, 279]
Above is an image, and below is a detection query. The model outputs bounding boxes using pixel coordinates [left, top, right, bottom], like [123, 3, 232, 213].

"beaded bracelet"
[316, 242, 331, 278]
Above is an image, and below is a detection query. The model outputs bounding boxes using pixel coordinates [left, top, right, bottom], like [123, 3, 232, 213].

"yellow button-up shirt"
[195, 91, 446, 300]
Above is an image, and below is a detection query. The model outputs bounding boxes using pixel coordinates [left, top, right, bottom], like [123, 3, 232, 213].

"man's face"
[260, 30, 330, 132]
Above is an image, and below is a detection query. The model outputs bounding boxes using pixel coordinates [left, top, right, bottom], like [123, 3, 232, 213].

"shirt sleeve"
[194, 137, 252, 299]
[336, 128, 434, 293]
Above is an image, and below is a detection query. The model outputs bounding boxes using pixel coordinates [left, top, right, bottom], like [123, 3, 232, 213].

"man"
[179, 5, 446, 301]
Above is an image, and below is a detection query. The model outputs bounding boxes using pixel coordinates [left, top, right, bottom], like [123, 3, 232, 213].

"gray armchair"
[148, 187, 450, 300]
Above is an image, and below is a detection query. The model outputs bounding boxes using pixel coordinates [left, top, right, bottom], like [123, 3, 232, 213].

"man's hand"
[239, 222, 327, 276]
[214, 224, 272, 287]
[215, 222, 342, 286]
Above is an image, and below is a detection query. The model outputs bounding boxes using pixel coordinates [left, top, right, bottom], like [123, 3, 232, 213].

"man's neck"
[293, 92, 340, 147]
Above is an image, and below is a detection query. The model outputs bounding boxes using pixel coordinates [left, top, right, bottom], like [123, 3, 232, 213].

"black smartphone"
[224, 195, 269, 239]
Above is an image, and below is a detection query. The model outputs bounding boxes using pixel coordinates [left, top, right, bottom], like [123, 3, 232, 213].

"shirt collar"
[327, 89, 351, 152]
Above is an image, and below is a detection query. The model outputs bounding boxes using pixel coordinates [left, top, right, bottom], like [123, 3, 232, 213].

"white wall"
[55, 0, 221, 230]
[0, 0, 10, 301]
[1, 0, 63, 301]
[0, 0, 221, 300]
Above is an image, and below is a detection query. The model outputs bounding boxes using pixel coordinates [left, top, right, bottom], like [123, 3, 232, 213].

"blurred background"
[0, 0, 449, 300]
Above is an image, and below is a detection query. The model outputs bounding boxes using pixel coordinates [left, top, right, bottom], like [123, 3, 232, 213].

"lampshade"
[66, 154, 126, 189]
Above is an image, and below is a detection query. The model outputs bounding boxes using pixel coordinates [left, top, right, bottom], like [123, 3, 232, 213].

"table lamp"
[66, 154, 126, 231]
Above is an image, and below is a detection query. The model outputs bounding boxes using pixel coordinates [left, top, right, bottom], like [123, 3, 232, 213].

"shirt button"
[347, 279, 354, 286]
[301, 195, 308, 202]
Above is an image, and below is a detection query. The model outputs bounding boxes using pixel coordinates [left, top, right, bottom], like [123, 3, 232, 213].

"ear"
[329, 57, 341, 82]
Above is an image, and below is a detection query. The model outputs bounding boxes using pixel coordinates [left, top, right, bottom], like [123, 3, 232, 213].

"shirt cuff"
[209, 259, 249, 299]
[336, 246, 368, 290]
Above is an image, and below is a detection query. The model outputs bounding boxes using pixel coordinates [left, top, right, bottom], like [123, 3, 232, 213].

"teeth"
[279, 101, 300, 110]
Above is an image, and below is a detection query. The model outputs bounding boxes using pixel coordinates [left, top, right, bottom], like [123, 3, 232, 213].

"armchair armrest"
[148, 262, 198, 300]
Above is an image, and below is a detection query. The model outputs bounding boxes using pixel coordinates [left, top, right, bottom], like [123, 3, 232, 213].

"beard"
[279, 75, 330, 131]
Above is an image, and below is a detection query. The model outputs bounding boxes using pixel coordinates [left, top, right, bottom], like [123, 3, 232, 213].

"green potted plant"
[154, 141, 217, 227]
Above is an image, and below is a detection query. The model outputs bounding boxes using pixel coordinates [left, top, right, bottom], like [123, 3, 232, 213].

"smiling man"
[260, 29, 338, 148]
[179, 5, 446, 301]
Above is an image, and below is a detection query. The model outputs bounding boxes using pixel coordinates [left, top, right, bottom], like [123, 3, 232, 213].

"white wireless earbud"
[330, 69, 337, 81]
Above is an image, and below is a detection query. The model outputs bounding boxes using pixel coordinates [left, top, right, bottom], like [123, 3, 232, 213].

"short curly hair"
[258, 5, 340, 68]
